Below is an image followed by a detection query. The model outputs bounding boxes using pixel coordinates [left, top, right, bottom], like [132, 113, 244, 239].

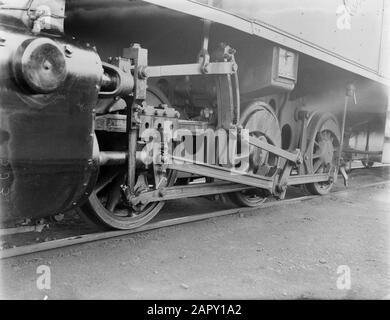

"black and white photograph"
[0, 0, 389, 305]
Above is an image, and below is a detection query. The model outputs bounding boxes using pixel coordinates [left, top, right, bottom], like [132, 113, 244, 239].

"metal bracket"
[99, 59, 134, 98]
[123, 43, 148, 101]
[339, 166, 349, 187]
[297, 109, 309, 174]
[122, 44, 149, 194]
[215, 43, 240, 128]
[274, 160, 293, 199]
[338, 84, 356, 166]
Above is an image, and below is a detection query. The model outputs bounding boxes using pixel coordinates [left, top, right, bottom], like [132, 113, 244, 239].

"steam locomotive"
[1, 0, 389, 229]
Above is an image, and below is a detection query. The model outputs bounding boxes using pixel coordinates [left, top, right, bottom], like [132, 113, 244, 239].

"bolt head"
[203, 64, 211, 74]
[64, 44, 73, 57]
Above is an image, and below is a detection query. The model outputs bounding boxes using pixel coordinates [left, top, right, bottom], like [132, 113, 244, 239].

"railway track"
[1, 176, 389, 260]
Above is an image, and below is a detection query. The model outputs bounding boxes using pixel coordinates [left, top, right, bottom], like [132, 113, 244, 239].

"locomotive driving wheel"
[79, 88, 176, 230]
[228, 101, 281, 207]
[304, 112, 341, 195]
[80, 163, 176, 230]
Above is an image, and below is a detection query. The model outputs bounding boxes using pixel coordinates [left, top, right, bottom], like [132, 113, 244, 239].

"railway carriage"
[0, 0, 389, 229]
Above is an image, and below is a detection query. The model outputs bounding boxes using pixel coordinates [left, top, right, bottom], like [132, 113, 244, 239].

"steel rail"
[1, 180, 389, 260]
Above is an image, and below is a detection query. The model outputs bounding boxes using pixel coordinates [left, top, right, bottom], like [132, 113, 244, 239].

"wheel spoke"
[95, 170, 121, 193]
[313, 159, 323, 173]
[106, 175, 126, 212]
[313, 151, 321, 159]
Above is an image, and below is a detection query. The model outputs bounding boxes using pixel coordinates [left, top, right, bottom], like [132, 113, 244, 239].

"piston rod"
[98, 151, 127, 166]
